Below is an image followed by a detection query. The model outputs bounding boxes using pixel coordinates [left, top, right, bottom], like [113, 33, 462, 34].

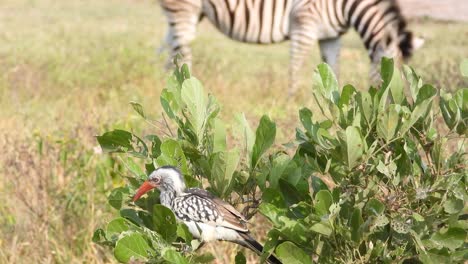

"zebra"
[157, 0, 424, 94]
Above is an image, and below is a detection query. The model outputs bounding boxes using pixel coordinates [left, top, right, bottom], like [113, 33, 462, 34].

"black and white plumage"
[132, 166, 282, 264]
[158, 0, 424, 94]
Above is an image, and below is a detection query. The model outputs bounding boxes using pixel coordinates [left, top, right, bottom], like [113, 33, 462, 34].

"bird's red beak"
[132, 181, 156, 202]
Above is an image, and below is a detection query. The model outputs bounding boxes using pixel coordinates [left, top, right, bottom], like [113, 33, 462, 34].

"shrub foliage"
[94, 59, 467, 263]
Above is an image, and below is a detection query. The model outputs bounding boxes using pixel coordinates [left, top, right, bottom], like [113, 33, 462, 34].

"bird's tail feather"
[236, 233, 282, 264]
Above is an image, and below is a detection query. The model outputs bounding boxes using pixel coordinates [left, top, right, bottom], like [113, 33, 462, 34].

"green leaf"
[92, 228, 108, 244]
[440, 91, 459, 131]
[373, 214, 389, 227]
[114, 233, 150, 262]
[152, 204, 177, 243]
[314, 190, 333, 217]
[388, 62, 405, 105]
[380, 57, 394, 89]
[107, 218, 130, 240]
[181, 77, 208, 140]
[176, 223, 193, 242]
[213, 119, 227, 153]
[315, 63, 339, 105]
[403, 65, 422, 102]
[97, 130, 148, 158]
[210, 150, 240, 197]
[443, 199, 464, 214]
[166, 65, 185, 109]
[311, 176, 329, 194]
[180, 63, 191, 79]
[391, 219, 410, 234]
[454, 88, 468, 113]
[160, 89, 177, 119]
[420, 249, 451, 264]
[338, 85, 358, 127]
[310, 222, 332, 236]
[251, 115, 276, 168]
[299, 108, 313, 132]
[285, 166, 303, 187]
[359, 93, 373, 126]
[269, 154, 290, 189]
[262, 188, 287, 209]
[345, 126, 363, 169]
[453, 88, 468, 134]
[279, 181, 311, 209]
[412, 213, 425, 222]
[235, 113, 255, 167]
[162, 248, 189, 264]
[338, 84, 357, 107]
[261, 230, 281, 263]
[120, 209, 144, 226]
[401, 84, 437, 134]
[259, 203, 286, 227]
[461, 58, 468, 77]
[430, 227, 466, 251]
[235, 251, 246, 264]
[377, 104, 401, 142]
[192, 253, 215, 263]
[452, 248, 468, 263]
[365, 199, 385, 216]
[377, 58, 393, 114]
[120, 157, 146, 180]
[350, 208, 363, 243]
[416, 84, 437, 105]
[156, 139, 188, 174]
[129, 101, 146, 119]
[146, 135, 162, 158]
[275, 241, 310, 264]
[108, 187, 130, 210]
[97, 130, 133, 152]
[206, 94, 221, 126]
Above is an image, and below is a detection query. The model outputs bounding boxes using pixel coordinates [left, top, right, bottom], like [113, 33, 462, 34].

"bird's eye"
[153, 177, 161, 184]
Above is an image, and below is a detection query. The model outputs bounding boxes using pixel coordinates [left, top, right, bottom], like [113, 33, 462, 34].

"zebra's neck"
[343, 0, 410, 61]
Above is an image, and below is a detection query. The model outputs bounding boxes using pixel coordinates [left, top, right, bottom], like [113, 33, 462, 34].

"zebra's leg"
[289, 30, 317, 96]
[159, 30, 173, 71]
[369, 60, 382, 85]
[164, 8, 201, 70]
[319, 37, 341, 78]
[158, 30, 172, 56]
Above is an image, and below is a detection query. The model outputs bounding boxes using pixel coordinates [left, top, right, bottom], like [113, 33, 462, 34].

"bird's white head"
[132, 166, 186, 202]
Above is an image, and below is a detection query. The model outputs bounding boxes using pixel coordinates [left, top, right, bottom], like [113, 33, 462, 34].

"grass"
[0, 0, 467, 263]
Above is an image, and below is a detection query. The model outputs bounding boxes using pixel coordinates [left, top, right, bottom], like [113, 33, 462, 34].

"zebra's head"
[371, 21, 424, 65]
[366, 2, 424, 81]
[398, 31, 425, 61]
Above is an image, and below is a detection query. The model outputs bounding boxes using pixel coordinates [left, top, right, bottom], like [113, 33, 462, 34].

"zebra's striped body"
[159, 0, 423, 94]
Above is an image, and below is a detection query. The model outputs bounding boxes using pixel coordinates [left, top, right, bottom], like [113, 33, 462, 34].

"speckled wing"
[173, 188, 248, 232]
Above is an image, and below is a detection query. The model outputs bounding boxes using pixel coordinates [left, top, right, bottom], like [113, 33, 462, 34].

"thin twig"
[161, 112, 174, 137]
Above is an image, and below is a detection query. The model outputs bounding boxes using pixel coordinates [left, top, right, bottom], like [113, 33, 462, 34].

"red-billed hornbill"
[132, 166, 282, 264]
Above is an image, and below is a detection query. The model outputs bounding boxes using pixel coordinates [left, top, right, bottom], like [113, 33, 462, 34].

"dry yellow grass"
[0, 0, 467, 263]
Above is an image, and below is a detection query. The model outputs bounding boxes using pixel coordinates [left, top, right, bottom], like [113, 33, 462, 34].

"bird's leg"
[241, 199, 261, 220]
[172, 240, 205, 253]
[195, 241, 206, 250]
[175, 242, 193, 253]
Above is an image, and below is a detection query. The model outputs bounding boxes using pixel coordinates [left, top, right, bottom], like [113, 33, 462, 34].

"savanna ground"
[0, 0, 467, 263]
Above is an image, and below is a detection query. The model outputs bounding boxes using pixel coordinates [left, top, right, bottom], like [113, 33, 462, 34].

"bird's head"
[132, 166, 186, 202]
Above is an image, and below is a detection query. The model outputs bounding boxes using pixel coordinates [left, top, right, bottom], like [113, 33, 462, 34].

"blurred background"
[0, 0, 467, 263]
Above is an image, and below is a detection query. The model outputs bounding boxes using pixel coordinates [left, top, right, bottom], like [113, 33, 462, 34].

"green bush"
[94, 59, 467, 263]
